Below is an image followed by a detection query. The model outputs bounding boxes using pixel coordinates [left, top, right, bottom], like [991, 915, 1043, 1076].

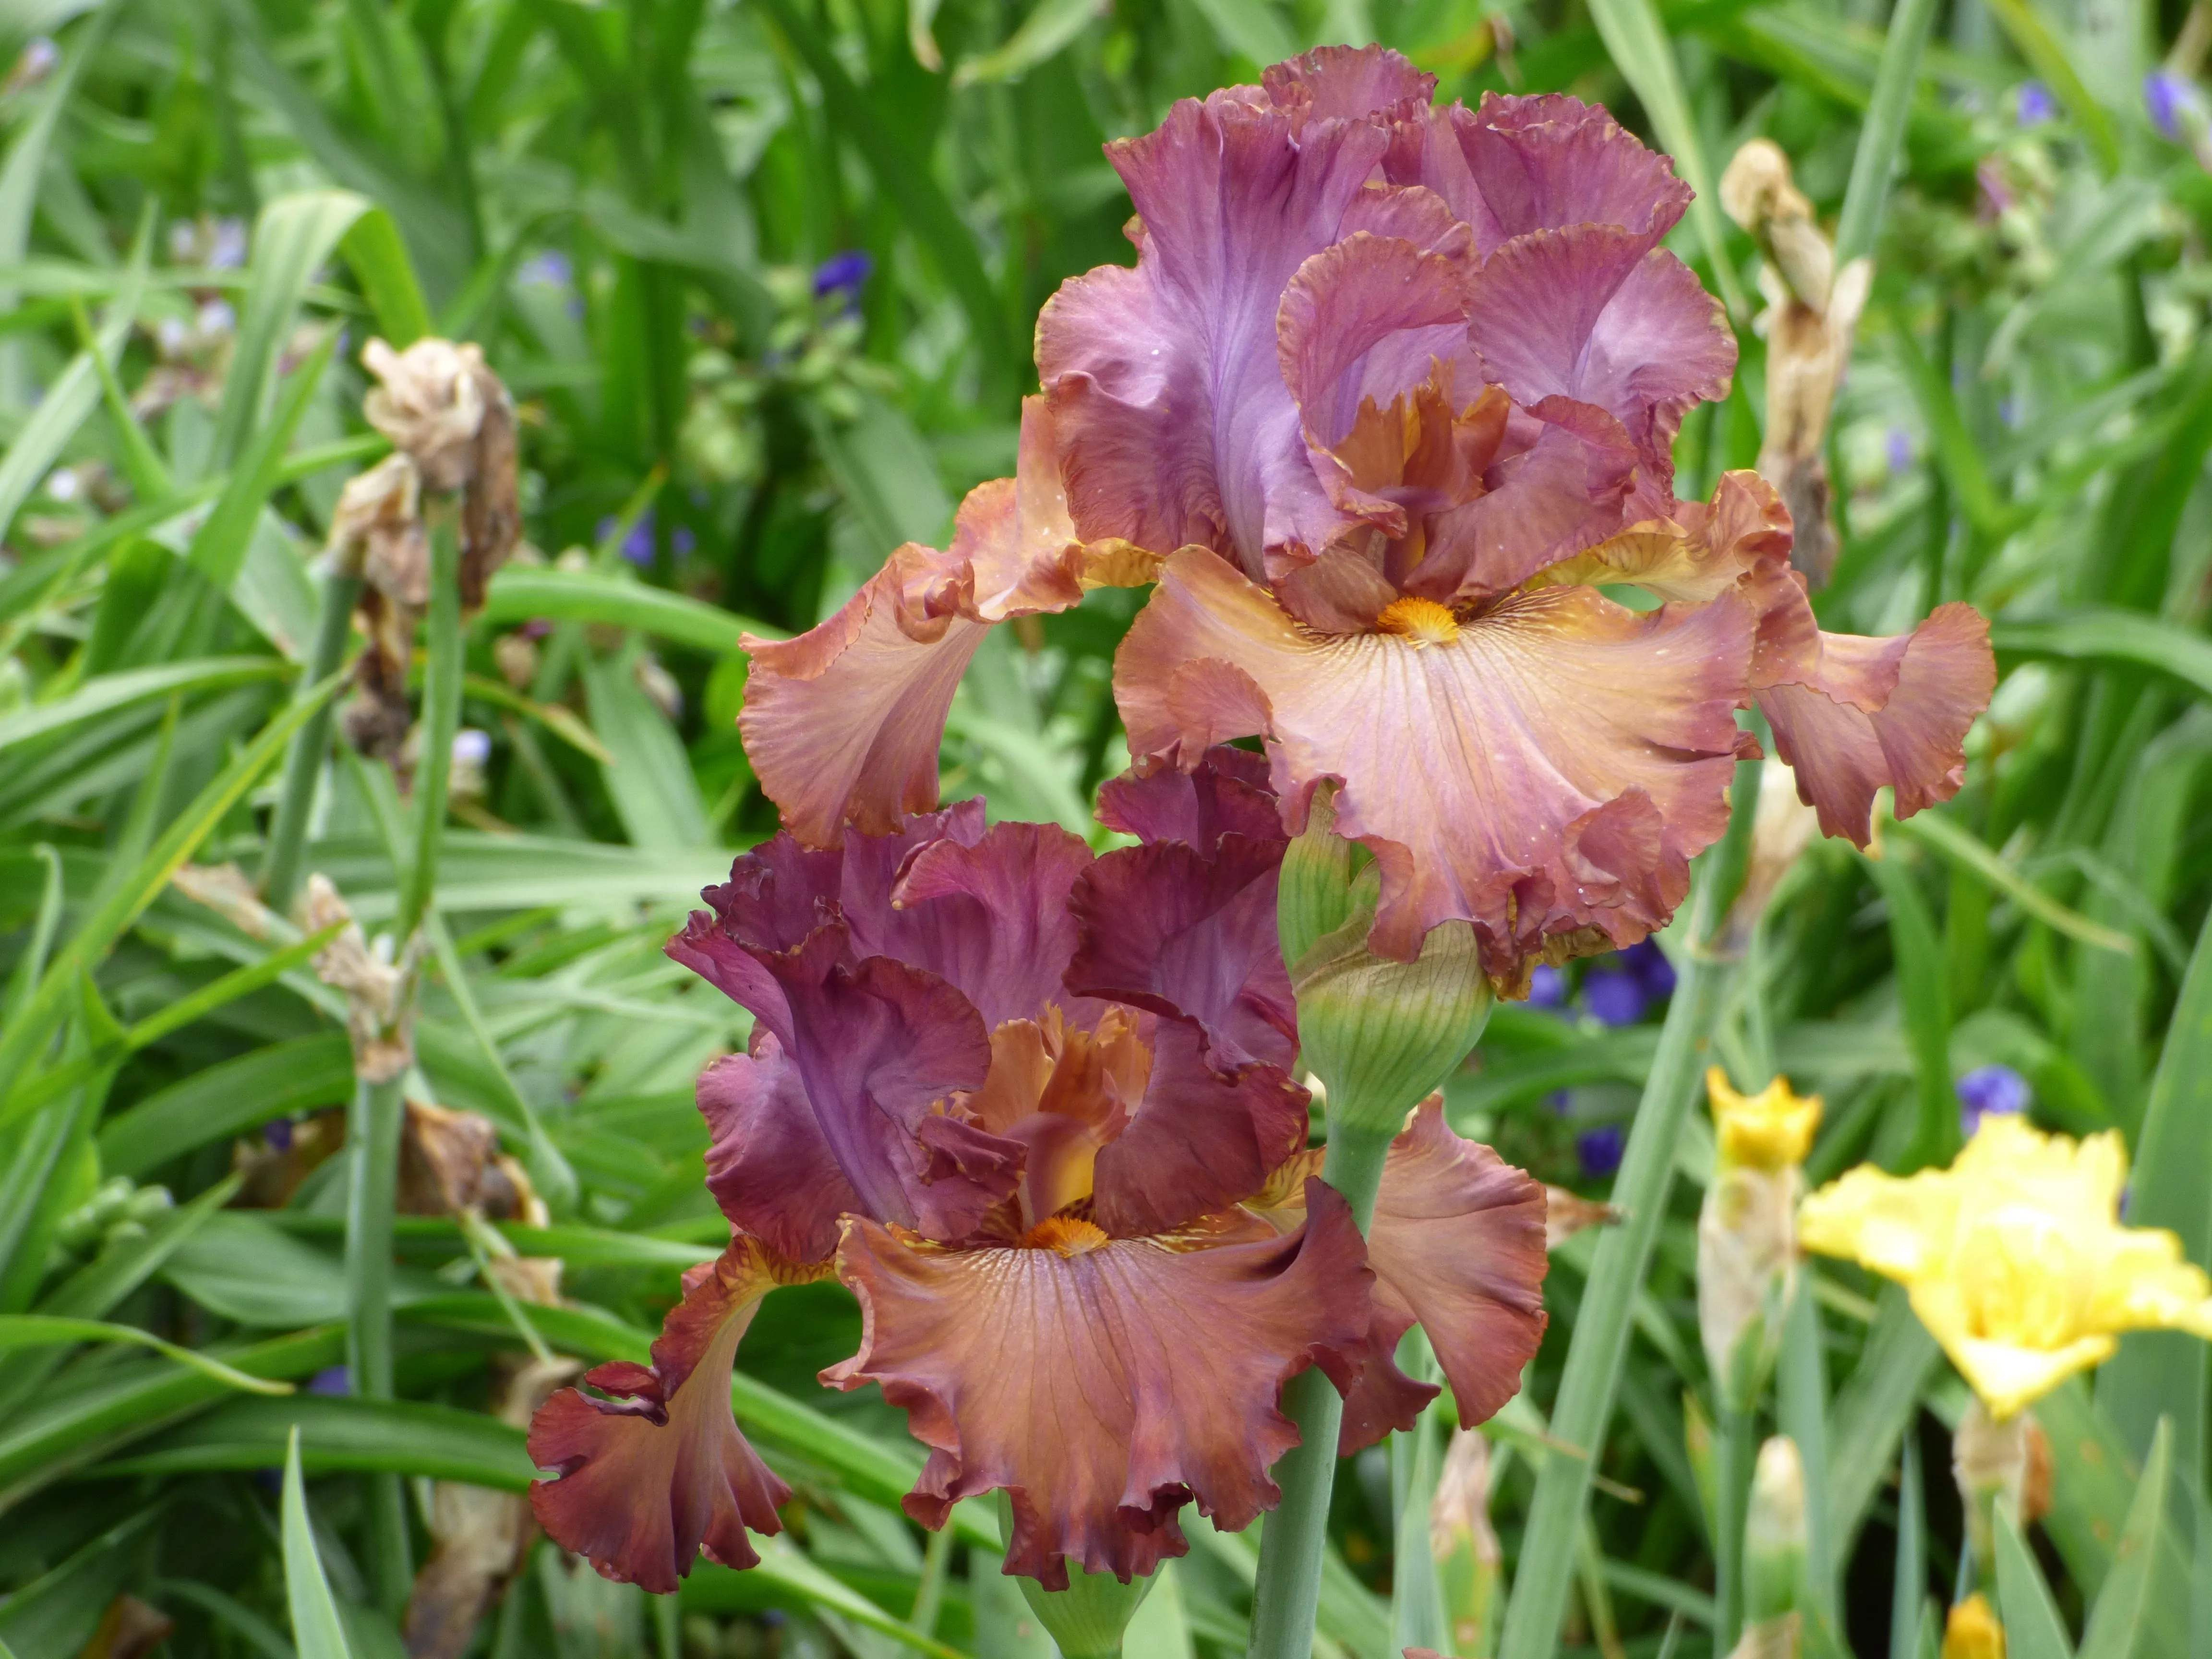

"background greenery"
[4, 0, 2212, 1652]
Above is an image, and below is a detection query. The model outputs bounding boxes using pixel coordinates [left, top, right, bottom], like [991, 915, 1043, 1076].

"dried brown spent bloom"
[1721, 138, 1869, 589]
[302, 873, 412, 1082]
[170, 861, 274, 939]
[329, 451, 430, 607]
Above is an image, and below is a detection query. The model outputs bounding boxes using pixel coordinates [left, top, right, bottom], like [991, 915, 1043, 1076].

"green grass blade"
[1863, 851, 1957, 1170]
[954, 0, 1106, 86]
[2097, 897, 2212, 1470]
[1583, 0, 1746, 318]
[211, 191, 370, 469]
[1996, 1504, 2079, 1659]
[0, 672, 343, 1098]
[96, 1034, 354, 1178]
[1982, 0, 2121, 173]
[187, 327, 339, 596]
[2078, 1418, 2170, 1659]
[1181, 0, 1295, 66]
[0, 237, 142, 536]
[1993, 611, 2212, 699]
[1825, 1284, 1941, 1558]
[338, 205, 433, 346]
[1891, 1432, 1926, 1659]
[0, 657, 290, 753]
[1833, 0, 1941, 266]
[0, 1316, 294, 1396]
[478, 565, 783, 651]
[1890, 812, 2135, 957]
[282, 1426, 358, 1659]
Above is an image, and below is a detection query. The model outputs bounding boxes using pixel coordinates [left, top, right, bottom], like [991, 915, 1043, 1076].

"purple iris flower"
[1957, 1063, 2030, 1137]
[1528, 964, 1566, 1009]
[2015, 81, 2056, 126]
[1582, 970, 1646, 1028]
[521, 250, 574, 289]
[1619, 938, 1675, 999]
[2147, 71, 2195, 142]
[813, 250, 873, 304]
[1577, 1124, 1625, 1179]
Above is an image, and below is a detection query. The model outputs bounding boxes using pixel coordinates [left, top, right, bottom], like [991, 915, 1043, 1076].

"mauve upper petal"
[529, 1238, 819, 1590]
[1067, 836, 1298, 1072]
[888, 820, 1101, 1030]
[1037, 94, 1391, 575]
[1089, 1022, 1311, 1236]
[823, 1185, 1371, 1588]
[1261, 44, 1437, 123]
[1117, 549, 1752, 977]
[1094, 745, 1281, 850]
[698, 1036, 863, 1264]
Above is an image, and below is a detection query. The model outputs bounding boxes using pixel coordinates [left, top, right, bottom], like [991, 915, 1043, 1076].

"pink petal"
[529, 1237, 819, 1591]
[1037, 91, 1394, 575]
[888, 821, 1103, 1030]
[1117, 549, 1753, 975]
[741, 399, 1126, 844]
[698, 1035, 862, 1263]
[1757, 601, 1996, 844]
[1094, 745, 1281, 850]
[824, 1184, 1371, 1588]
[1261, 44, 1437, 125]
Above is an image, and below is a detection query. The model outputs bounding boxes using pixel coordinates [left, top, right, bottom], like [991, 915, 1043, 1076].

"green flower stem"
[1713, 1397, 1757, 1653]
[260, 571, 360, 914]
[1497, 746, 1761, 1659]
[397, 520, 463, 942]
[344, 1069, 411, 1613]
[1246, 1114, 1398, 1659]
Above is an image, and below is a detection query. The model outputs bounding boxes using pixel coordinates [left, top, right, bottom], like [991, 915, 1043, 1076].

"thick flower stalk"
[738, 46, 1995, 997]
[528, 752, 1548, 1599]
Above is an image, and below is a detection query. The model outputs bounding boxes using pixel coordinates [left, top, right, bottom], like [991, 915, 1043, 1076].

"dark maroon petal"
[1090, 1022, 1311, 1237]
[698, 1036, 861, 1264]
[1094, 746, 1282, 851]
[1067, 837, 1297, 1071]
[529, 1238, 816, 1591]
[824, 1183, 1371, 1589]
[887, 821, 1102, 1030]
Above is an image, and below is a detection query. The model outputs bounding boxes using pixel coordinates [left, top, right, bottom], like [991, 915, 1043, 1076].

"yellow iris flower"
[1798, 1117, 2212, 1419]
[1706, 1066, 1821, 1170]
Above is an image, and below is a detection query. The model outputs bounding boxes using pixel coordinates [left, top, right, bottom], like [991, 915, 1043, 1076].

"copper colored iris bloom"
[740, 48, 1995, 986]
[529, 752, 1548, 1588]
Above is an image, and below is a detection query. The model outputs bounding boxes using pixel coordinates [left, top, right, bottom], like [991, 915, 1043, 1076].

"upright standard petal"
[826, 1184, 1370, 1588]
[1117, 547, 1753, 977]
[529, 1237, 826, 1591]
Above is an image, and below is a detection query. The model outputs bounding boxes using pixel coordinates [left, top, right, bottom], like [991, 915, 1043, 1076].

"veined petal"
[824, 1184, 1371, 1587]
[1090, 1021, 1312, 1237]
[738, 553, 988, 845]
[741, 400, 1140, 844]
[1253, 1101, 1547, 1451]
[1037, 86, 1395, 575]
[1392, 93, 1693, 257]
[1117, 549, 1753, 975]
[1067, 834, 1297, 1070]
[1527, 469, 1793, 603]
[1755, 599, 1995, 845]
[529, 1237, 827, 1591]
[698, 1035, 863, 1263]
[1465, 225, 1733, 487]
[1094, 745, 1282, 851]
[668, 919, 1011, 1239]
[1260, 43, 1438, 125]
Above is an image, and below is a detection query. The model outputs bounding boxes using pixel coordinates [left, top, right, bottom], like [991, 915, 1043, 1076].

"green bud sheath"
[1743, 1435, 1809, 1623]
[999, 1494, 1155, 1659]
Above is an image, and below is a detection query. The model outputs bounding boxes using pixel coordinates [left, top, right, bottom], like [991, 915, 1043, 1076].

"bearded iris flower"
[1799, 1116, 2212, 1420]
[739, 47, 1994, 990]
[529, 751, 1548, 1590]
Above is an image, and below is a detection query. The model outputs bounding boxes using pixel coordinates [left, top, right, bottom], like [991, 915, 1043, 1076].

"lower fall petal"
[1756, 601, 1995, 845]
[698, 1034, 862, 1264]
[528, 1237, 826, 1591]
[1116, 548, 1753, 974]
[824, 1183, 1371, 1588]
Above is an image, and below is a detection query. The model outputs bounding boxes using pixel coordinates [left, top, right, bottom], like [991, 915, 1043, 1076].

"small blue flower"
[1528, 964, 1566, 1009]
[673, 525, 697, 557]
[520, 250, 574, 289]
[1546, 1089, 1571, 1115]
[208, 217, 249, 270]
[600, 511, 657, 565]
[1582, 970, 1646, 1028]
[452, 728, 493, 768]
[1577, 1123, 1625, 1179]
[308, 1365, 351, 1396]
[2147, 71, 2199, 142]
[813, 250, 873, 302]
[1619, 938, 1675, 1000]
[1957, 1063, 2031, 1137]
[1887, 427, 1914, 475]
[1997, 397, 2019, 428]
[2015, 81, 2056, 126]
[264, 1118, 295, 1153]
